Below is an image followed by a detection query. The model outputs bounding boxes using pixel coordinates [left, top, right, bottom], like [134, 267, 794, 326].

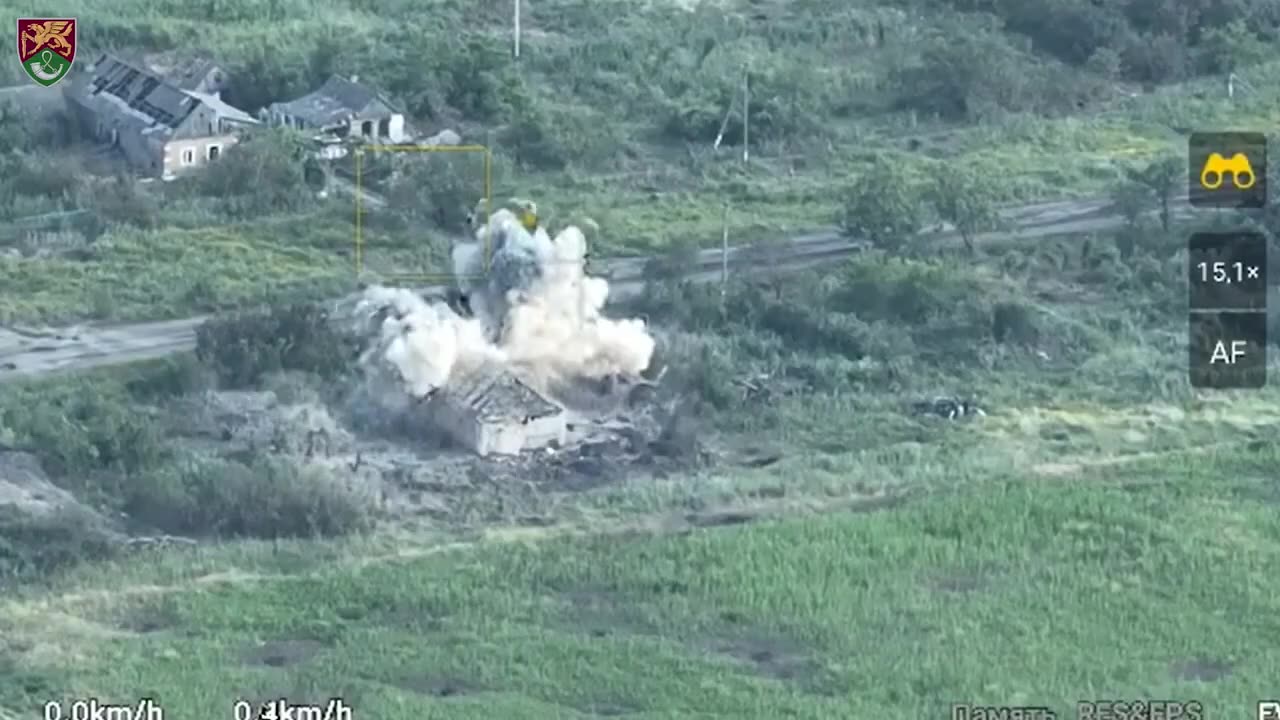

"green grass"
[2, 215, 1279, 715]
[0, 213, 358, 323]
[4, 0, 1280, 322]
[3, 3, 1280, 711]
[3, 443, 1277, 719]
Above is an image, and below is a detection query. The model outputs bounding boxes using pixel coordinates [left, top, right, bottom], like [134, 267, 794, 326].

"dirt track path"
[0, 193, 1172, 382]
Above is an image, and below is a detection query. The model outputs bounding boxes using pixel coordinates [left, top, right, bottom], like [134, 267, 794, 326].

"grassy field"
[3, 436, 1278, 718]
[3, 1, 1280, 716]
[4, 216, 1280, 716]
[2, 0, 1280, 322]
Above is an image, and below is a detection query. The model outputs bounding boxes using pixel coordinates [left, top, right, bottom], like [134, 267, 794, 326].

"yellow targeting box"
[354, 143, 492, 283]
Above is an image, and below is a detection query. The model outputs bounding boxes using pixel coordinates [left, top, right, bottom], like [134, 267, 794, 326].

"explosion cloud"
[351, 206, 656, 405]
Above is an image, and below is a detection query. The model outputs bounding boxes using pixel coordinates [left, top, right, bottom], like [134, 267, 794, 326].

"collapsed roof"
[433, 364, 562, 424]
[266, 75, 402, 127]
[71, 53, 256, 134]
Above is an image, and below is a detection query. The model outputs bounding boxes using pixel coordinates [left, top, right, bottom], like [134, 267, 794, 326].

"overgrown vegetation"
[0, 505, 120, 582]
[0, 192, 1242, 578]
[2, 211, 1192, 575]
[195, 303, 358, 388]
[1, 0, 1279, 321]
[5, 447, 1280, 717]
[2, 2, 1280, 710]
[0, 358, 373, 576]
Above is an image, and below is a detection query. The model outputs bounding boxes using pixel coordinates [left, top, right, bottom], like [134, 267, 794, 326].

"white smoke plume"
[350, 206, 656, 404]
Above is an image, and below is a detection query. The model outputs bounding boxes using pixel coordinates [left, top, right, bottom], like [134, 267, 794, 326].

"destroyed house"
[427, 366, 566, 457]
[65, 53, 258, 179]
[157, 57, 229, 95]
[262, 75, 409, 143]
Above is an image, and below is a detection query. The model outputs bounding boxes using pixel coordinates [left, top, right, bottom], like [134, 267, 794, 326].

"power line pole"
[513, 0, 521, 59]
[721, 203, 729, 303]
[742, 65, 749, 163]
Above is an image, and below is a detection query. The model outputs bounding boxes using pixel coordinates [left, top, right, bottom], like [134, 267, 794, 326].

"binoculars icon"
[1200, 152, 1256, 190]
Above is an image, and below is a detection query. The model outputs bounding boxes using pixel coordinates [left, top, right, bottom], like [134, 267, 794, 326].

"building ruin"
[65, 53, 258, 179]
[426, 365, 566, 457]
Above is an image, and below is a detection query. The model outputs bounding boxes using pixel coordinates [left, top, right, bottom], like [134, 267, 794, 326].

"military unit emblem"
[16, 18, 76, 87]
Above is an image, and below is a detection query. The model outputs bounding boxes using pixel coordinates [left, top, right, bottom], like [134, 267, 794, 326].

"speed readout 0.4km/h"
[1188, 231, 1268, 311]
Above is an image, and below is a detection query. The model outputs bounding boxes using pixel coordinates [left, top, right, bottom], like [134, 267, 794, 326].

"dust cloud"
[348, 206, 655, 404]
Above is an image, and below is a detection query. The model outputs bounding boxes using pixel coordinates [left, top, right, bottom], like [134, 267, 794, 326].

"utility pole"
[513, 0, 521, 59]
[721, 203, 729, 303]
[741, 65, 749, 163]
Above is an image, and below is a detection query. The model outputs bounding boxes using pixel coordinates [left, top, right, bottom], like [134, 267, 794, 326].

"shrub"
[0, 382, 167, 485]
[0, 505, 119, 581]
[126, 455, 373, 539]
[196, 303, 357, 388]
[123, 355, 214, 401]
[89, 174, 160, 228]
[387, 154, 477, 232]
[891, 24, 1050, 120]
[838, 159, 927, 253]
[11, 153, 82, 198]
[196, 127, 315, 216]
[928, 161, 1002, 253]
[992, 301, 1040, 344]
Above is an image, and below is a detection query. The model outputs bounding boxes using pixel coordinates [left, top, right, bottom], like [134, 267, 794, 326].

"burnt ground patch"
[684, 491, 914, 530]
[241, 639, 328, 668]
[686, 509, 759, 527]
[924, 565, 1003, 595]
[111, 595, 185, 634]
[557, 586, 664, 639]
[337, 594, 452, 634]
[1169, 657, 1234, 682]
[1228, 475, 1280, 506]
[389, 674, 486, 698]
[363, 605, 449, 634]
[555, 584, 841, 695]
[698, 630, 841, 695]
[562, 699, 643, 717]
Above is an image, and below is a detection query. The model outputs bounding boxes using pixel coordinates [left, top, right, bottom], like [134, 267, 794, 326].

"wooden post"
[721, 203, 729, 303]
[513, 0, 521, 59]
[742, 66, 749, 163]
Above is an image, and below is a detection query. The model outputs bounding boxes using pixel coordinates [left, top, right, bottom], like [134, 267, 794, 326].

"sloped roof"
[72, 53, 256, 132]
[165, 57, 223, 91]
[436, 365, 561, 423]
[184, 90, 258, 125]
[268, 75, 401, 126]
[77, 54, 201, 129]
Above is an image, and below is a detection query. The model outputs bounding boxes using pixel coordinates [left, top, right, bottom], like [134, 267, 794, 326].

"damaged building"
[64, 53, 259, 179]
[426, 365, 567, 457]
[261, 74, 409, 158]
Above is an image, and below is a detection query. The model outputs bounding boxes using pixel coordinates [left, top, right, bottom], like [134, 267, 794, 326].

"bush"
[992, 301, 1040, 344]
[0, 102, 74, 151]
[11, 153, 82, 198]
[195, 127, 315, 216]
[126, 455, 372, 539]
[123, 355, 214, 400]
[387, 154, 477, 232]
[925, 0, 1278, 81]
[196, 303, 357, 388]
[839, 159, 926, 252]
[0, 381, 167, 485]
[501, 98, 570, 171]
[0, 505, 119, 581]
[833, 259, 981, 325]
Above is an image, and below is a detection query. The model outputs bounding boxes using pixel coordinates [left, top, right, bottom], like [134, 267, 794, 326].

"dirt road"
[0, 194, 1168, 382]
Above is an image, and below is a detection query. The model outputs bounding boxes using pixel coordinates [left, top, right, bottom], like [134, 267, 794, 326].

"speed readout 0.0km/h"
[1188, 231, 1268, 311]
